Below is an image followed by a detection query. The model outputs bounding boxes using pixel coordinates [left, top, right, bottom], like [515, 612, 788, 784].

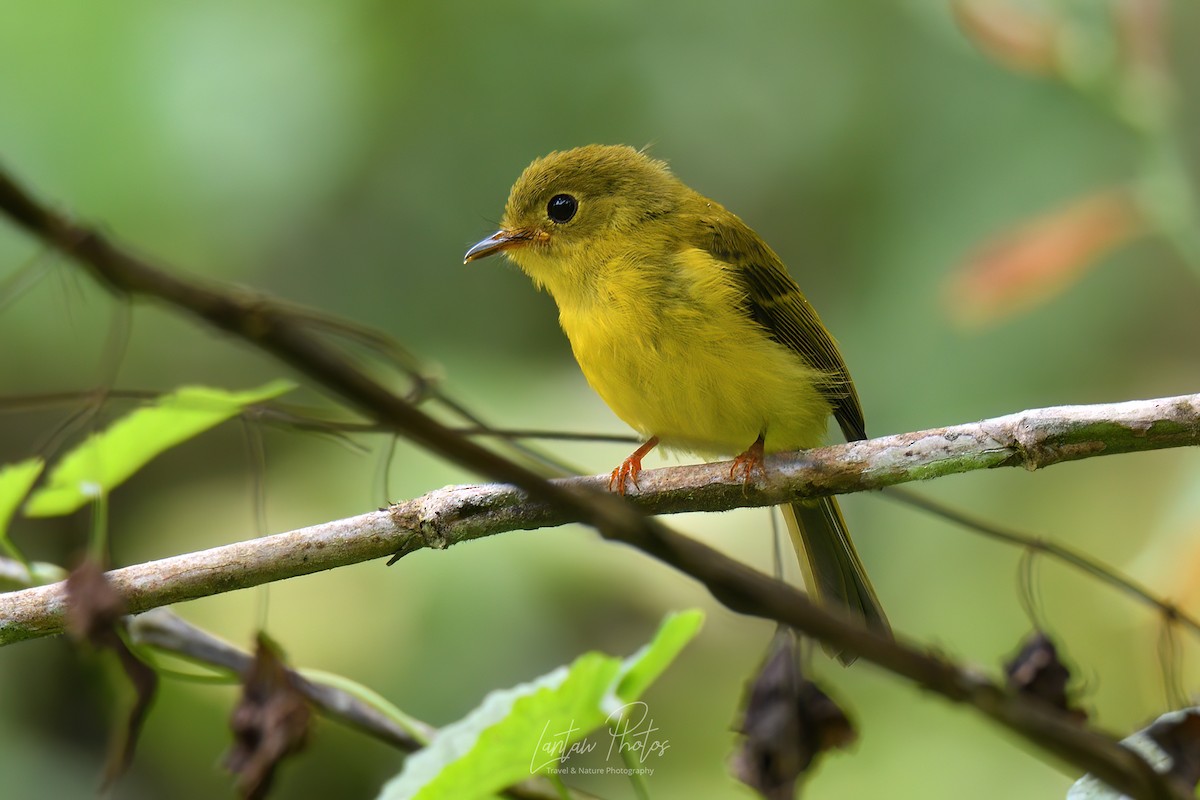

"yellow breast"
[553, 247, 833, 456]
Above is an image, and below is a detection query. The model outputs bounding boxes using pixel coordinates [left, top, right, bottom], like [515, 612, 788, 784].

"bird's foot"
[730, 435, 767, 489]
[608, 436, 660, 495]
[609, 459, 642, 495]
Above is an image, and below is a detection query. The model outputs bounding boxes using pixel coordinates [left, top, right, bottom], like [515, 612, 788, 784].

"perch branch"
[1, 393, 1197, 646]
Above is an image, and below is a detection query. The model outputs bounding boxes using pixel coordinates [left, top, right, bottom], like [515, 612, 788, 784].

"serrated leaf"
[379, 654, 616, 800]
[377, 610, 704, 800]
[24, 381, 295, 517]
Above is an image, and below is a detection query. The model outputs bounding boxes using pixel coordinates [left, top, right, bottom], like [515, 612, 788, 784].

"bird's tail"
[782, 497, 890, 665]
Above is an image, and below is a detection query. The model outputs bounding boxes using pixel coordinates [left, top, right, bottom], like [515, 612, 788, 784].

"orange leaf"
[952, 0, 1061, 77]
[944, 189, 1144, 327]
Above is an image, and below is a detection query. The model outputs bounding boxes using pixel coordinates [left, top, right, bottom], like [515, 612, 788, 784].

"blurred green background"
[2, 1, 1200, 798]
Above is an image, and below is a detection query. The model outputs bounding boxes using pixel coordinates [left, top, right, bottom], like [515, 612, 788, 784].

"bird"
[465, 145, 889, 661]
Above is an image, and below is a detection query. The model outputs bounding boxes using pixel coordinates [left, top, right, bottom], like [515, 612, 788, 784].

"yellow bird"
[466, 145, 888, 659]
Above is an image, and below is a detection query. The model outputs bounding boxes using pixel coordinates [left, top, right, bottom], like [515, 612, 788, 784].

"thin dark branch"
[883, 488, 1200, 637]
[128, 608, 429, 750]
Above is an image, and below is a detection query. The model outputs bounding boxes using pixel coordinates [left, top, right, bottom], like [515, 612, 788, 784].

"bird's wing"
[689, 210, 867, 441]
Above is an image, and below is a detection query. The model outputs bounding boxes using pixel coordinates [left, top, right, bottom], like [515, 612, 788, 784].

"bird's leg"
[609, 436, 660, 495]
[730, 434, 767, 486]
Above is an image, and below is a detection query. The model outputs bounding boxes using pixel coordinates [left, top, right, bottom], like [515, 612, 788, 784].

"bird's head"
[465, 145, 687, 293]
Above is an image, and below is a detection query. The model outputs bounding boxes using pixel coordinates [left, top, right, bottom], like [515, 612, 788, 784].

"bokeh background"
[2, 1, 1200, 798]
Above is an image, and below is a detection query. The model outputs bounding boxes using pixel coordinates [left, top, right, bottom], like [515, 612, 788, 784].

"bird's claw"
[609, 457, 643, 495]
[608, 437, 659, 496]
[730, 437, 767, 493]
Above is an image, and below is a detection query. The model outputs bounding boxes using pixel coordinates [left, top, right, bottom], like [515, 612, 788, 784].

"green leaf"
[377, 610, 705, 800]
[379, 654, 615, 800]
[0, 458, 43, 533]
[301, 668, 434, 747]
[0, 458, 44, 564]
[24, 381, 295, 517]
[613, 609, 704, 704]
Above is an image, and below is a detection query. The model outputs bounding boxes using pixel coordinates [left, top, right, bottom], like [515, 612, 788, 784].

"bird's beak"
[463, 228, 544, 263]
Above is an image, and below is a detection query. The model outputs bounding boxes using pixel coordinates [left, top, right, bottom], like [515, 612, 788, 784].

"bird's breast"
[553, 251, 833, 456]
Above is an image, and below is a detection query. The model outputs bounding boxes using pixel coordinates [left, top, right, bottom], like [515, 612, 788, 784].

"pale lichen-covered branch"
[2, 392, 1196, 646]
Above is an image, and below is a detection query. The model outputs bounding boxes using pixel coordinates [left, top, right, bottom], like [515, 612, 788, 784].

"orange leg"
[609, 436, 660, 495]
[730, 434, 767, 485]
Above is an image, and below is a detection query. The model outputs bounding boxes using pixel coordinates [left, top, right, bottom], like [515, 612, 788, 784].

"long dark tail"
[782, 497, 890, 664]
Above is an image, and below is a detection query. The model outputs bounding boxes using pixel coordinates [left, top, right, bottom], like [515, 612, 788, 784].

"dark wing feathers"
[694, 212, 867, 442]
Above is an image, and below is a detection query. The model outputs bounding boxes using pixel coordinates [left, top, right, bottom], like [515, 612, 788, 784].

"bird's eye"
[546, 194, 578, 223]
